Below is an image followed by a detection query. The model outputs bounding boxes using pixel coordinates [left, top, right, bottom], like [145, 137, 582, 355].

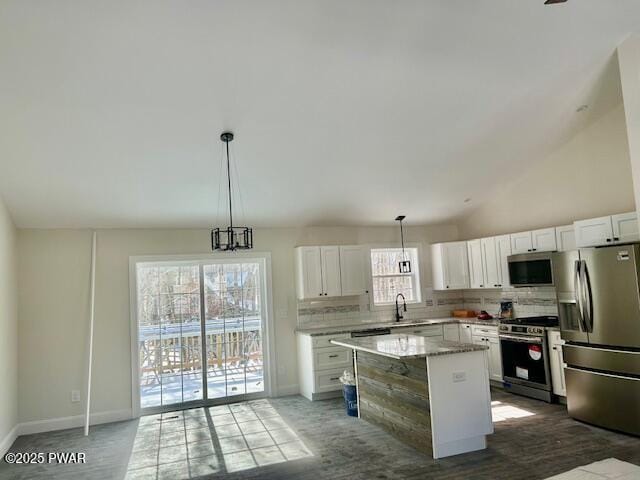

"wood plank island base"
[331, 334, 493, 459]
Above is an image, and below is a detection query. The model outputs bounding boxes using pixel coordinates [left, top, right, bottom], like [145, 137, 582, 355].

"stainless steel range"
[499, 316, 559, 402]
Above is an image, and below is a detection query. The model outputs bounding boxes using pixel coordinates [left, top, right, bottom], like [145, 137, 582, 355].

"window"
[370, 248, 421, 306]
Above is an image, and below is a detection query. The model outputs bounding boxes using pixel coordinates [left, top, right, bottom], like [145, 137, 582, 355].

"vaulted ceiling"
[0, 1, 637, 228]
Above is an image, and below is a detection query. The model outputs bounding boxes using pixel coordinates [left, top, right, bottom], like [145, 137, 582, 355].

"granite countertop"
[330, 334, 489, 360]
[295, 317, 499, 336]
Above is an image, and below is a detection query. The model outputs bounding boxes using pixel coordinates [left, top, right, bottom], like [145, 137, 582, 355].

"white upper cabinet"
[295, 247, 324, 299]
[495, 234, 511, 287]
[480, 237, 500, 289]
[574, 212, 639, 247]
[511, 228, 556, 254]
[295, 245, 368, 299]
[611, 212, 640, 244]
[432, 242, 469, 290]
[574, 216, 614, 247]
[510, 231, 533, 254]
[320, 246, 342, 297]
[531, 228, 557, 252]
[339, 245, 366, 296]
[467, 239, 485, 289]
[555, 225, 577, 252]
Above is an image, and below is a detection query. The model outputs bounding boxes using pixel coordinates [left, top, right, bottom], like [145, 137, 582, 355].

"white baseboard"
[17, 409, 133, 436]
[275, 384, 299, 396]
[0, 424, 19, 457]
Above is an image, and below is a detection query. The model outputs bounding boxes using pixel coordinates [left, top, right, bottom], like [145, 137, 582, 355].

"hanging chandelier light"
[395, 215, 411, 273]
[211, 131, 253, 251]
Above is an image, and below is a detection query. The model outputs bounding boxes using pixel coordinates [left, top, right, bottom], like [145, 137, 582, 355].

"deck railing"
[139, 317, 262, 385]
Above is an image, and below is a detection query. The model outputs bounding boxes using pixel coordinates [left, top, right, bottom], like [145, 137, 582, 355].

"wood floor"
[2, 389, 640, 480]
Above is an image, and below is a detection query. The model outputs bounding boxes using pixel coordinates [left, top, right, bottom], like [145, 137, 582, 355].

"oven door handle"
[498, 334, 543, 344]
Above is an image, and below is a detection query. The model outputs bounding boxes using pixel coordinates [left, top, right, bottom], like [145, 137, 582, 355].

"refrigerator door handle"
[581, 260, 594, 333]
[574, 259, 586, 332]
[565, 366, 640, 382]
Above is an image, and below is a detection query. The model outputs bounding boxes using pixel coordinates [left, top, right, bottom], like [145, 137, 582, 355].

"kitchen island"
[331, 334, 493, 459]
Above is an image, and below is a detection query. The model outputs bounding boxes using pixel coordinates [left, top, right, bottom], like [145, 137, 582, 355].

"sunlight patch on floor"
[125, 399, 312, 479]
[491, 400, 536, 423]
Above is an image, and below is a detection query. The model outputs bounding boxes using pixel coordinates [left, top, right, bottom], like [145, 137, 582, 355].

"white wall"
[17, 223, 457, 423]
[618, 35, 640, 218]
[0, 195, 18, 451]
[457, 104, 636, 239]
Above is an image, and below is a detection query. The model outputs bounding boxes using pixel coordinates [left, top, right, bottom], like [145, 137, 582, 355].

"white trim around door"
[128, 252, 276, 418]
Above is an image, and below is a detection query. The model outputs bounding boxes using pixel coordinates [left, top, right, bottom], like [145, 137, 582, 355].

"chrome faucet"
[395, 293, 407, 322]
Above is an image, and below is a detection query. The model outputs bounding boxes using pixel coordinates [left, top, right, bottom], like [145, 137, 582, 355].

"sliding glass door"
[135, 257, 268, 413]
[203, 261, 264, 399]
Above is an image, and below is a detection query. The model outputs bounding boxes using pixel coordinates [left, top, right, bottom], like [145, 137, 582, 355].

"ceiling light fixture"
[395, 215, 411, 274]
[544, 0, 567, 5]
[211, 132, 253, 251]
[576, 104, 589, 113]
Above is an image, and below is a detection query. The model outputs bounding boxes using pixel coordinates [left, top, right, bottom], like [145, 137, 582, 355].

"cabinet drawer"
[312, 333, 350, 349]
[314, 347, 352, 370]
[471, 325, 498, 337]
[393, 325, 443, 337]
[315, 368, 351, 393]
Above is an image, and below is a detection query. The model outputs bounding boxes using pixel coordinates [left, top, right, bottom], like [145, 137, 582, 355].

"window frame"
[368, 244, 423, 309]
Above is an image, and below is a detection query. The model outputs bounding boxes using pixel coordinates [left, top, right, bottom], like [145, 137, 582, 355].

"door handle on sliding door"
[574, 260, 586, 332]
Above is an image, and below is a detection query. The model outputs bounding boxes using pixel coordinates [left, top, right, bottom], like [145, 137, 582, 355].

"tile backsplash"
[463, 287, 558, 318]
[296, 291, 465, 329]
[296, 287, 558, 328]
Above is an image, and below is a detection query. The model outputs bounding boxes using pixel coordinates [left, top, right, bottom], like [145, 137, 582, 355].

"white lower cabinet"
[548, 330, 566, 397]
[472, 325, 502, 382]
[443, 323, 460, 342]
[297, 333, 353, 400]
[459, 323, 473, 343]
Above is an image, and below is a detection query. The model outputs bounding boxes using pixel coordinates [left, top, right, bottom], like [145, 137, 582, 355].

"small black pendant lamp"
[211, 131, 253, 251]
[395, 215, 411, 273]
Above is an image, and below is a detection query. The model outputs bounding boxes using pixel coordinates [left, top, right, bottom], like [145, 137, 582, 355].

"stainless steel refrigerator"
[554, 244, 640, 436]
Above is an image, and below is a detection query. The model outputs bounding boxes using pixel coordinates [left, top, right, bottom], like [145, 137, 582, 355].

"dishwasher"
[350, 327, 392, 338]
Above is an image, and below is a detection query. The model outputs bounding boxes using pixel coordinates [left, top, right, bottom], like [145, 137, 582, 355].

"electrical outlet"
[71, 390, 81, 403]
[452, 371, 466, 383]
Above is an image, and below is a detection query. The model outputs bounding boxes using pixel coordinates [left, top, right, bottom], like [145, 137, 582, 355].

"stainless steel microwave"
[507, 252, 554, 287]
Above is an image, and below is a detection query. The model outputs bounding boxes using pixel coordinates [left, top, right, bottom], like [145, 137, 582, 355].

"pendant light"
[395, 215, 411, 273]
[211, 131, 253, 251]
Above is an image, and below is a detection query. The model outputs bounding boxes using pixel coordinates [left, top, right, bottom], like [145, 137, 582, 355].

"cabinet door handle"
[480, 284, 484, 288]
[606, 238, 612, 242]
[552, 347, 557, 350]
[614, 237, 620, 241]
[446, 285, 450, 289]
[328, 354, 338, 358]
[330, 377, 340, 381]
